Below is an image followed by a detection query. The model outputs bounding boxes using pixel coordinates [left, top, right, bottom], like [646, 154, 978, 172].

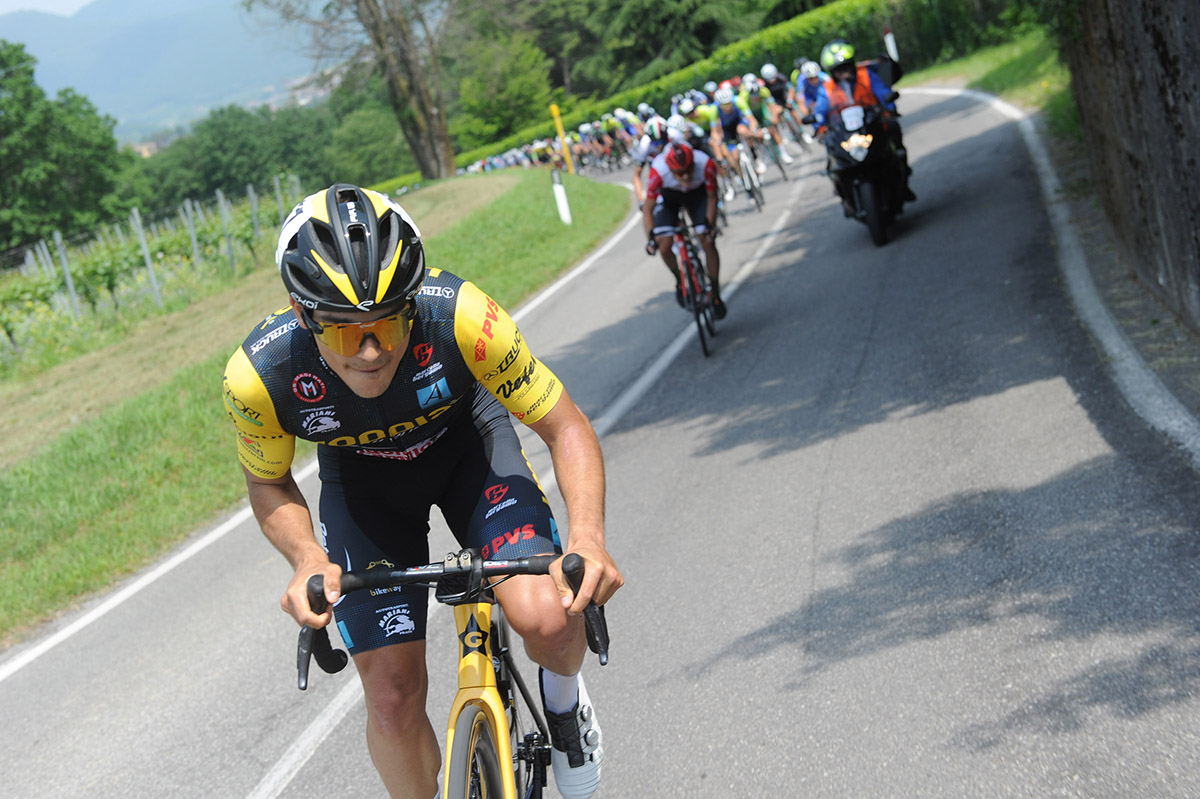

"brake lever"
[561, 553, 611, 666]
[296, 574, 349, 690]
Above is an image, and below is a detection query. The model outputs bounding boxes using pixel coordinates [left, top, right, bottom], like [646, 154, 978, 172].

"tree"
[244, 0, 458, 180]
[0, 41, 122, 250]
[451, 32, 555, 149]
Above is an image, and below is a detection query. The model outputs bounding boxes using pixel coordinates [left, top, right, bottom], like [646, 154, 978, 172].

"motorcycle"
[805, 92, 910, 246]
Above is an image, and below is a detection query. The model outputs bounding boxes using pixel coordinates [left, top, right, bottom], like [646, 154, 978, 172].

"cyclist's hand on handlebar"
[282, 558, 343, 628]
[552, 545, 624, 616]
[645, 236, 658, 256]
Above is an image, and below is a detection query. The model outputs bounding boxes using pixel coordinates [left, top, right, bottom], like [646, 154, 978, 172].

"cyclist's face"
[670, 168, 691, 181]
[294, 302, 411, 398]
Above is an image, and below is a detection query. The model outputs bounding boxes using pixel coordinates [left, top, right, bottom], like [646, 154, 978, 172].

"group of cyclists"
[228, 36, 903, 799]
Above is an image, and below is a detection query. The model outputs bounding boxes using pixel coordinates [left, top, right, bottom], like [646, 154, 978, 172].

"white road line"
[245, 677, 365, 799]
[910, 87, 1200, 469]
[246, 183, 804, 799]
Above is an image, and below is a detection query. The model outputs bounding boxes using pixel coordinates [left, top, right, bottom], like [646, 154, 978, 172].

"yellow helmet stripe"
[374, 240, 402, 304]
[309, 188, 332, 225]
[310, 248, 361, 305]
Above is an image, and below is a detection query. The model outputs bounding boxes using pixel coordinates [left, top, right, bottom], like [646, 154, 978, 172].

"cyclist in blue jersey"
[709, 86, 759, 199]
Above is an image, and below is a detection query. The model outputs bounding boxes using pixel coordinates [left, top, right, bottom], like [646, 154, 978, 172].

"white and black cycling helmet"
[678, 97, 696, 116]
[277, 184, 424, 317]
[714, 87, 735, 105]
[703, 80, 718, 95]
[761, 63, 779, 81]
[801, 60, 821, 79]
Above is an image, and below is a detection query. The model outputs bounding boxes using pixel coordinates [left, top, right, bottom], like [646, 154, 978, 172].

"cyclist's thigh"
[439, 401, 561, 562]
[317, 445, 443, 655]
[650, 192, 684, 238]
[681, 186, 710, 234]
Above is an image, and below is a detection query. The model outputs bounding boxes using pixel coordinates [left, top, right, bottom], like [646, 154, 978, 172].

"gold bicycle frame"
[443, 600, 518, 797]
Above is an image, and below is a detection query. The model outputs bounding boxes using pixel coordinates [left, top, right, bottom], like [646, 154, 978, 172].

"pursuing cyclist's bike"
[670, 224, 718, 357]
[298, 549, 610, 799]
[736, 139, 766, 211]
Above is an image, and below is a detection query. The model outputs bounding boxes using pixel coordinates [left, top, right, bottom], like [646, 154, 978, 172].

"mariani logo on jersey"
[416, 377, 450, 409]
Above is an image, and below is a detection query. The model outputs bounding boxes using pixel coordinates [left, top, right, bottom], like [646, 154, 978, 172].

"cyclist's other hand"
[554, 546, 624, 616]
[282, 558, 343, 628]
[645, 236, 658, 256]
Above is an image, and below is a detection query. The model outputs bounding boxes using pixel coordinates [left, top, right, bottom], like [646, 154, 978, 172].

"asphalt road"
[3, 90, 1199, 798]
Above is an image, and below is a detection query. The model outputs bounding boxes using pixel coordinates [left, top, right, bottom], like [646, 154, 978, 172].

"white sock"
[541, 668, 581, 714]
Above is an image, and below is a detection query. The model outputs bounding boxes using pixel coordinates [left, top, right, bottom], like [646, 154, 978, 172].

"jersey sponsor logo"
[482, 332, 523, 381]
[419, 285, 456, 299]
[239, 435, 265, 458]
[333, 412, 454, 448]
[485, 497, 518, 520]
[355, 427, 447, 461]
[416, 377, 450, 409]
[249, 318, 300, 355]
[480, 297, 500, 341]
[482, 523, 537, 559]
[413, 342, 433, 367]
[474, 338, 487, 362]
[292, 372, 327, 403]
[301, 407, 341, 435]
[496, 360, 537, 399]
[378, 604, 415, 638]
[412, 361, 443, 382]
[224, 384, 264, 427]
[485, 484, 509, 504]
[513, 377, 558, 421]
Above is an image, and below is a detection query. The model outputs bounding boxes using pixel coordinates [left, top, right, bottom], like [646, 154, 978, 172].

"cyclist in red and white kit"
[642, 141, 726, 319]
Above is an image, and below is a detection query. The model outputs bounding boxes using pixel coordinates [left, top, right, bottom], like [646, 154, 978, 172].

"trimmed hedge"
[378, 0, 1013, 192]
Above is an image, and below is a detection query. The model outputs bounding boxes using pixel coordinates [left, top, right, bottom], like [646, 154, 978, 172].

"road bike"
[671, 224, 718, 357]
[735, 139, 765, 212]
[760, 130, 791, 182]
[297, 549, 610, 799]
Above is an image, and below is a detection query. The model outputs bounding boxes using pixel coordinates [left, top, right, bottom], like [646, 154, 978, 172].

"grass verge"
[0, 169, 630, 647]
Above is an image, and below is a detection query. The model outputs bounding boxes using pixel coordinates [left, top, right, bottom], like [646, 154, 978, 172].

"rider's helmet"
[703, 80, 718, 95]
[578, 122, 591, 134]
[601, 112, 614, 122]
[644, 116, 669, 142]
[678, 97, 696, 116]
[278, 184, 424, 317]
[664, 142, 695, 173]
[761, 63, 779, 82]
[637, 102, 657, 121]
[793, 56, 810, 70]
[801, 60, 821, 80]
[666, 114, 689, 139]
[741, 72, 758, 88]
[820, 40, 857, 74]
[714, 86, 735, 106]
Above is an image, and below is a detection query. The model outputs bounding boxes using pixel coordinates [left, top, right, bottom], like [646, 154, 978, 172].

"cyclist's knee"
[498, 574, 572, 645]
[356, 643, 430, 725]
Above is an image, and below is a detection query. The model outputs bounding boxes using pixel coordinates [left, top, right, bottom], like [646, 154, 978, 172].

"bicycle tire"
[696, 262, 717, 337]
[682, 239, 710, 357]
[445, 704, 506, 799]
[738, 153, 762, 212]
[766, 137, 790, 182]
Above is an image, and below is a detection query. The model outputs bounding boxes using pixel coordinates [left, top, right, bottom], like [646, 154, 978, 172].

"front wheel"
[859, 181, 888, 247]
[445, 704, 506, 799]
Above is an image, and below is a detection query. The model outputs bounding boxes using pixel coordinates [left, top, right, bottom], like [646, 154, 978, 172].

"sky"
[0, 0, 89, 14]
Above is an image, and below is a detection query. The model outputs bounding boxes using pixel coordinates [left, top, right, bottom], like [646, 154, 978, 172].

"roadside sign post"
[549, 103, 575, 175]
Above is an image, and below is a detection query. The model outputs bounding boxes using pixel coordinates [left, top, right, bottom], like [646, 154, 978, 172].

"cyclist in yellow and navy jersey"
[224, 184, 622, 799]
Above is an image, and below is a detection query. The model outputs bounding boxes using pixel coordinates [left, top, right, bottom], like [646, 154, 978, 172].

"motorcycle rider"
[811, 39, 915, 204]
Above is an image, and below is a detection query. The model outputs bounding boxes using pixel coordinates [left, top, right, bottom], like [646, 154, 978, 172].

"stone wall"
[1059, 0, 1200, 331]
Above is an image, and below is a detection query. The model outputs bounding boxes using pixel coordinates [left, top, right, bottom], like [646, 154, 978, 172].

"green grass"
[905, 27, 1080, 139]
[0, 168, 629, 645]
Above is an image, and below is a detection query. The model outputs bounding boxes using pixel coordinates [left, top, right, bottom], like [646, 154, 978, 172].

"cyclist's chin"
[334, 357, 400, 398]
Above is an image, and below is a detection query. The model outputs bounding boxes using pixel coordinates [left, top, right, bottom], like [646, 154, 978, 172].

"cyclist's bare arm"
[632, 163, 646, 204]
[525, 389, 623, 614]
[244, 466, 342, 627]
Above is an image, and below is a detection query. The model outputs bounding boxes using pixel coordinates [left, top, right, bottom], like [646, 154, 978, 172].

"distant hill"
[0, 0, 321, 142]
